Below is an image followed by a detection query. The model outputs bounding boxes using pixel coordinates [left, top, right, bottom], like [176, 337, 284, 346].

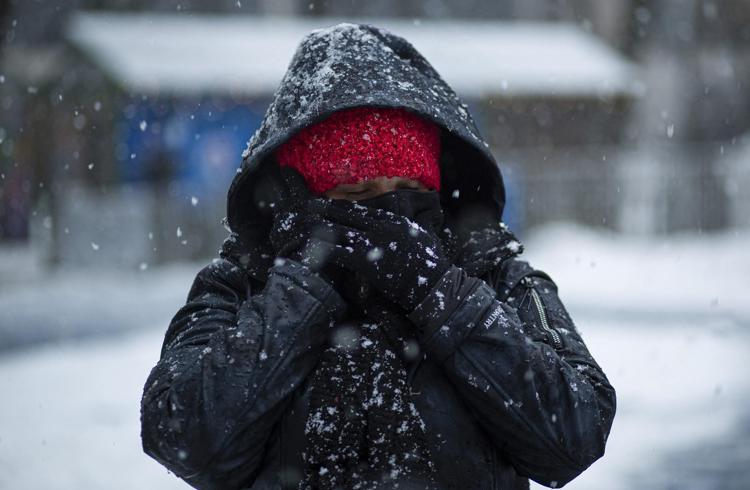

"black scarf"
[301, 317, 437, 489]
[300, 190, 522, 489]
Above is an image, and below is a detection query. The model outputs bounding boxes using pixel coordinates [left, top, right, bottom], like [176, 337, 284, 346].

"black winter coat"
[140, 22, 615, 489]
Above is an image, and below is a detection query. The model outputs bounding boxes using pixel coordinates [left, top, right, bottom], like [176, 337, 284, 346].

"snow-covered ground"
[1, 223, 748, 489]
[525, 224, 750, 489]
[0, 257, 194, 352]
[524, 223, 749, 324]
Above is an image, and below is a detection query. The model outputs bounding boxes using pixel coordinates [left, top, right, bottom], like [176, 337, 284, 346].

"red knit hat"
[274, 107, 441, 194]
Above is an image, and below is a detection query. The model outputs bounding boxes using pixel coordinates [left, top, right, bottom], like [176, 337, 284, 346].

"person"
[140, 23, 616, 490]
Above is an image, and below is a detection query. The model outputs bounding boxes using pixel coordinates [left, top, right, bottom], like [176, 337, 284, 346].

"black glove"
[309, 199, 451, 312]
[268, 166, 313, 213]
[271, 206, 382, 315]
[266, 167, 337, 271]
[454, 224, 524, 277]
[269, 207, 336, 269]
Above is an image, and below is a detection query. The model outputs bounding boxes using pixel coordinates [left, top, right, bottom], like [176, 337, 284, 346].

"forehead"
[341, 176, 416, 186]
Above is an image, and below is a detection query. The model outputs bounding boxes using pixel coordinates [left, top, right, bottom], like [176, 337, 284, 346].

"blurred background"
[0, 1, 748, 489]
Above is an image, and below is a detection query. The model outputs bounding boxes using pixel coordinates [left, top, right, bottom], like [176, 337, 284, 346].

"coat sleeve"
[140, 257, 347, 490]
[407, 259, 616, 488]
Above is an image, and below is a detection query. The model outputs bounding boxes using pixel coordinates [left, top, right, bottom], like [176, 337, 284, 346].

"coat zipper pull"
[521, 276, 563, 350]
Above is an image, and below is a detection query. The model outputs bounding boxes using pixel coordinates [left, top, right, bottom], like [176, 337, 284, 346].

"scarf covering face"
[300, 190, 523, 489]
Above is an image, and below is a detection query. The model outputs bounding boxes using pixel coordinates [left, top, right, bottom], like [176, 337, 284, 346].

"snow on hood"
[226, 22, 506, 234]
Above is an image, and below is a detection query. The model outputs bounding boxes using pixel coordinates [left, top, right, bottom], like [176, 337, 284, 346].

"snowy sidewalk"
[523, 224, 750, 488]
[0, 260, 196, 353]
[523, 223, 750, 326]
[1, 314, 746, 489]
[1, 224, 748, 489]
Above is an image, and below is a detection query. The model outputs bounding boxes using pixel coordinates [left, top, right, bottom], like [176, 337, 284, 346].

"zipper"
[521, 276, 563, 350]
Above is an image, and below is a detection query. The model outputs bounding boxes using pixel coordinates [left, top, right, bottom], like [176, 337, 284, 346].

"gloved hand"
[271, 205, 381, 315]
[309, 198, 451, 312]
[453, 224, 524, 277]
[269, 207, 334, 269]
[266, 167, 335, 270]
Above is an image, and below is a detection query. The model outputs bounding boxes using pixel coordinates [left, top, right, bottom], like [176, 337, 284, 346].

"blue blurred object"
[465, 100, 525, 234]
[118, 98, 266, 203]
[499, 162, 526, 236]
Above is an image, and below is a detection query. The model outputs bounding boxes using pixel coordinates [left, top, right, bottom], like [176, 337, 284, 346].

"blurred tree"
[0, 0, 10, 46]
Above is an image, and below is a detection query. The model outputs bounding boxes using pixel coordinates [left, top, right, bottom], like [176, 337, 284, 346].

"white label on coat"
[483, 303, 504, 329]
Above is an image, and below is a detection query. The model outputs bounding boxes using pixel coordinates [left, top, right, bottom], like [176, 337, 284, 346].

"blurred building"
[1, 0, 749, 269]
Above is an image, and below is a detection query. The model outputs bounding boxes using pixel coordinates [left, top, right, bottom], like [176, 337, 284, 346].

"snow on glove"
[454, 224, 524, 277]
[309, 199, 450, 312]
[270, 208, 378, 313]
[269, 206, 339, 270]
[266, 166, 325, 262]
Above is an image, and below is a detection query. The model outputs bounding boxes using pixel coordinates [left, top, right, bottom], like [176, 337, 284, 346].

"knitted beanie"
[274, 107, 441, 194]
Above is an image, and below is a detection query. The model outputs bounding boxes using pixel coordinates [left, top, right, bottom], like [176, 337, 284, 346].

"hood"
[226, 22, 506, 237]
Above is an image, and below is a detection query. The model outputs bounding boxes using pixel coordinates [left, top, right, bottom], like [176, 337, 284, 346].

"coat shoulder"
[486, 257, 555, 300]
[185, 257, 250, 301]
